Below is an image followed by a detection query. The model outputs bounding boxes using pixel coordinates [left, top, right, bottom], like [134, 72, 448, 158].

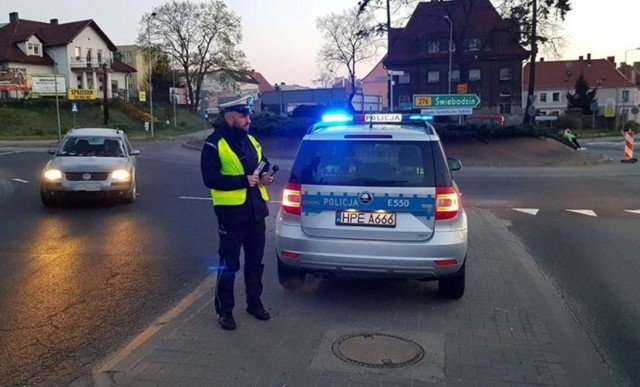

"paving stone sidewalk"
[91, 208, 617, 386]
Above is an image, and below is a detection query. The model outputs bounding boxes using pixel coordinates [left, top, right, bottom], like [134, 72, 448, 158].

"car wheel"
[438, 259, 465, 299]
[277, 257, 306, 290]
[40, 188, 57, 207]
[123, 181, 136, 204]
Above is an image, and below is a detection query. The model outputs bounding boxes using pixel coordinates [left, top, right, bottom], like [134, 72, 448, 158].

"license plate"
[78, 183, 101, 191]
[336, 211, 396, 228]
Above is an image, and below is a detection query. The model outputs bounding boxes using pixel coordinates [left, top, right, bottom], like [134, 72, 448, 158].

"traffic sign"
[413, 94, 480, 109]
[421, 108, 472, 116]
[71, 103, 78, 113]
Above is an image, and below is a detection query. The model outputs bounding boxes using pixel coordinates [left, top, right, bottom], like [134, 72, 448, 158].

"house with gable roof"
[384, 0, 528, 116]
[0, 11, 136, 99]
[523, 54, 640, 124]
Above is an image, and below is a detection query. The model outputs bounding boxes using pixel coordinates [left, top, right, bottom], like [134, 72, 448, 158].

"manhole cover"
[331, 333, 424, 369]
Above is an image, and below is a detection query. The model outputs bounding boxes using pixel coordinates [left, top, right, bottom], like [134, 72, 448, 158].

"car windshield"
[57, 137, 125, 157]
[290, 140, 436, 187]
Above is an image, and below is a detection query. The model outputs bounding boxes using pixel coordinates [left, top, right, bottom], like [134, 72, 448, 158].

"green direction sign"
[413, 94, 480, 109]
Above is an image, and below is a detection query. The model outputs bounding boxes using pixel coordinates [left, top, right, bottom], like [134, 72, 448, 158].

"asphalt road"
[1, 138, 639, 386]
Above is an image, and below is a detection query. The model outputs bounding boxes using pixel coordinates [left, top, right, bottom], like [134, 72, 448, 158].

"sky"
[1, 0, 639, 87]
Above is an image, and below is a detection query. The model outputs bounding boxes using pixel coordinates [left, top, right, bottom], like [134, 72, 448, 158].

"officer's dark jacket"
[200, 122, 270, 223]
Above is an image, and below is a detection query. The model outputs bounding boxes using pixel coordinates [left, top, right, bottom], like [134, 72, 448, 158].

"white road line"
[11, 178, 29, 184]
[625, 210, 640, 215]
[513, 208, 539, 215]
[0, 151, 22, 156]
[566, 209, 597, 217]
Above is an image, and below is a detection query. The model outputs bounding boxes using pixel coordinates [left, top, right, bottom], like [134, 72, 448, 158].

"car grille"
[65, 172, 109, 181]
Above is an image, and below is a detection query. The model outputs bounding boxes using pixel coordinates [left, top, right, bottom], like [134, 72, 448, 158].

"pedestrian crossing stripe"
[625, 210, 640, 215]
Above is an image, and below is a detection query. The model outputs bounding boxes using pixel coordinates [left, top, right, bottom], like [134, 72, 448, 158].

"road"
[0, 137, 639, 386]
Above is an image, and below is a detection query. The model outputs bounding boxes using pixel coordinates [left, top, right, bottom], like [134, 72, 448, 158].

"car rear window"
[290, 140, 440, 187]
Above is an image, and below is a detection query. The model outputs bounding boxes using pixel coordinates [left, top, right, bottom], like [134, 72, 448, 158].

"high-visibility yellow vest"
[210, 135, 269, 205]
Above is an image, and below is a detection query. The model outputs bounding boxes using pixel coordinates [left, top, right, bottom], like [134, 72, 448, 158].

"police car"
[274, 112, 468, 298]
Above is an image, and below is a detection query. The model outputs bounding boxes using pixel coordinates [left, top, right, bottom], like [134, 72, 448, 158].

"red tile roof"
[111, 60, 137, 73]
[523, 58, 634, 89]
[0, 16, 117, 65]
[249, 70, 273, 92]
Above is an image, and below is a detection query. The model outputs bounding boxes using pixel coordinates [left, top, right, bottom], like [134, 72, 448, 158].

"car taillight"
[436, 186, 460, 220]
[282, 183, 301, 215]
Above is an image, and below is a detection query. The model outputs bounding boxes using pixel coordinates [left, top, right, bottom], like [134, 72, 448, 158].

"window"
[97, 49, 103, 64]
[75, 46, 81, 59]
[398, 95, 411, 110]
[499, 90, 512, 97]
[499, 67, 511, 80]
[450, 69, 460, 82]
[427, 71, 440, 83]
[552, 92, 560, 102]
[539, 92, 547, 103]
[398, 73, 410, 84]
[469, 38, 481, 51]
[622, 90, 630, 102]
[27, 43, 40, 55]
[498, 103, 512, 114]
[469, 69, 481, 81]
[427, 41, 440, 53]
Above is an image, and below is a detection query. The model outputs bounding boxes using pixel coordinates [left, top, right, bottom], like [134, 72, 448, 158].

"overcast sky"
[1, 0, 639, 87]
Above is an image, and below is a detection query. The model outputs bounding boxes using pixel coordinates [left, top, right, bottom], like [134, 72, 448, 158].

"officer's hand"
[247, 174, 259, 187]
[260, 174, 273, 186]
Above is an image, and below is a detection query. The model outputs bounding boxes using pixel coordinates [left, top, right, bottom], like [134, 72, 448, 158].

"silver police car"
[40, 128, 139, 206]
[275, 113, 468, 298]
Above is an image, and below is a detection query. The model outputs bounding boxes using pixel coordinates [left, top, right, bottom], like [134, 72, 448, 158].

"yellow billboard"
[68, 88, 96, 100]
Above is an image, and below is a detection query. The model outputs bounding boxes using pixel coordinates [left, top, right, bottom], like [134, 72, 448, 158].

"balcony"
[70, 57, 112, 70]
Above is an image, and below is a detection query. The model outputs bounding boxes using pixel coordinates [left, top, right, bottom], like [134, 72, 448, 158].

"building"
[384, 0, 528, 116]
[361, 59, 389, 110]
[522, 55, 640, 124]
[0, 12, 136, 100]
[116, 45, 147, 99]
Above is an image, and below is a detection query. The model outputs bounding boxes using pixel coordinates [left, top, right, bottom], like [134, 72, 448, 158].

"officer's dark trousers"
[215, 218, 266, 315]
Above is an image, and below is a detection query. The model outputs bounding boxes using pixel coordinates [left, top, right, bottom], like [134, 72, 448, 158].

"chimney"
[540, 57, 544, 62]
[587, 53, 591, 66]
[607, 56, 615, 64]
[50, 18, 58, 25]
[9, 12, 18, 23]
[579, 55, 583, 61]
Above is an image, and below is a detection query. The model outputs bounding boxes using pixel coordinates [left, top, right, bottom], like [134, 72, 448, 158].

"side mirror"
[129, 149, 140, 156]
[47, 149, 56, 155]
[447, 157, 462, 171]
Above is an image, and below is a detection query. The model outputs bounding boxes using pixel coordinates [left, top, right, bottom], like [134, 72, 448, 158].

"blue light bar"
[321, 112, 353, 123]
[408, 114, 434, 121]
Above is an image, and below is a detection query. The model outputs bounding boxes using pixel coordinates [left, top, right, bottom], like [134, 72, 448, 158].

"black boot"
[218, 312, 236, 330]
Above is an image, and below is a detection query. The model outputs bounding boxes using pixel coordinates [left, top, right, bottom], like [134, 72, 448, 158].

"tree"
[137, 0, 247, 112]
[566, 72, 597, 114]
[316, 6, 382, 111]
[312, 68, 336, 89]
[497, 0, 572, 124]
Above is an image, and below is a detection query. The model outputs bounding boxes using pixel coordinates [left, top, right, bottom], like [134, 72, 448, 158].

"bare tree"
[312, 68, 336, 88]
[137, 0, 247, 112]
[316, 6, 382, 110]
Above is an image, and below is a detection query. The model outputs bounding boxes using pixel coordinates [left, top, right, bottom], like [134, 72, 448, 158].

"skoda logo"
[358, 192, 373, 205]
[82, 173, 92, 180]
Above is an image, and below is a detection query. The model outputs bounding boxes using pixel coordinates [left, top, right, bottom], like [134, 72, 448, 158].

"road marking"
[625, 210, 640, 215]
[566, 209, 597, 217]
[12, 178, 29, 184]
[513, 208, 539, 215]
[0, 151, 22, 156]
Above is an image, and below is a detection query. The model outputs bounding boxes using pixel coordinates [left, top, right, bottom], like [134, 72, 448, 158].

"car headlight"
[43, 169, 63, 181]
[111, 169, 131, 182]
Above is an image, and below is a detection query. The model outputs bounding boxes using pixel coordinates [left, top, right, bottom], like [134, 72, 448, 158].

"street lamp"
[147, 12, 157, 137]
[47, 50, 62, 141]
[443, 15, 453, 95]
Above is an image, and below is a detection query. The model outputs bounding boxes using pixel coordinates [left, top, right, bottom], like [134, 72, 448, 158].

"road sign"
[421, 108, 472, 116]
[457, 83, 468, 94]
[604, 98, 615, 118]
[413, 94, 479, 109]
[71, 103, 78, 113]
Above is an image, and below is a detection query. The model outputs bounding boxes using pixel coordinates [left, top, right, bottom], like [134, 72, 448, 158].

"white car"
[275, 112, 468, 298]
[40, 128, 139, 206]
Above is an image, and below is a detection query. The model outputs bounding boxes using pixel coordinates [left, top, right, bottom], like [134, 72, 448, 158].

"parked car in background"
[40, 128, 139, 206]
[465, 114, 505, 127]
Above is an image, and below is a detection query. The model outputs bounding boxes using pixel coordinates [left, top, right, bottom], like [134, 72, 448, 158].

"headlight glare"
[43, 169, 63, 181]
[111, 169, 131, 182]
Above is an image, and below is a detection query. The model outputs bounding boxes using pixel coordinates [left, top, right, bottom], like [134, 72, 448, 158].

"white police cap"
[220, 95, 254, 114]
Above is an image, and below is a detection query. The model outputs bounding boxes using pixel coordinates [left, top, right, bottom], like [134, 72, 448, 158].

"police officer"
[200, 95, 273, 331]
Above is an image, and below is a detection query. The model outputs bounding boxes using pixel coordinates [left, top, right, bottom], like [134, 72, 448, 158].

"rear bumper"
[275, 212, 467, 279]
